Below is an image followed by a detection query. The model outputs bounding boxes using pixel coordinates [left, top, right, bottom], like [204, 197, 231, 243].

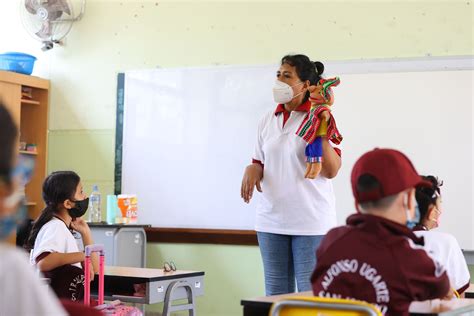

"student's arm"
[320, 138, 341, 179]
[37, 252, 85, 272]
[81, 231, 99, 274]
[71, 218, 99, 274]
[445, 235, 471, 295]
[400, 240, 450, 300]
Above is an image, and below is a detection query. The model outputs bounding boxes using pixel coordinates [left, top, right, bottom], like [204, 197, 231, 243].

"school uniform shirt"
[252, 101, 340, 235]
[311, 214, 450, 316]
[30, 217, 82, 269]
[414, 229, 471, 294]
[0, 243, 67, 316]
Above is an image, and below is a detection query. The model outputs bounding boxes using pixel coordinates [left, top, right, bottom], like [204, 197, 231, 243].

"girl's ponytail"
[24, 204, 55, 250]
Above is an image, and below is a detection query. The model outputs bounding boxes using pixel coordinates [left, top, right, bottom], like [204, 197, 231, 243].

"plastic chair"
[269, 296, 382, 316]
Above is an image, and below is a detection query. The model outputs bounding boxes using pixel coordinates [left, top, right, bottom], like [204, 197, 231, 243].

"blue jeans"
[257, 232, 324, 296]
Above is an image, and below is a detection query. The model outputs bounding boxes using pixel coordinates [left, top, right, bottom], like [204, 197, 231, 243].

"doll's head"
[308, 77, 340, 106]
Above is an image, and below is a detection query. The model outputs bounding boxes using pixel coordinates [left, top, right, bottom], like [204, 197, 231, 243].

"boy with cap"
[310, 148, 450, 315]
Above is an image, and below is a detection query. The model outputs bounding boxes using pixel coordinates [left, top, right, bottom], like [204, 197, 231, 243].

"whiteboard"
[120, 57, 474, 249]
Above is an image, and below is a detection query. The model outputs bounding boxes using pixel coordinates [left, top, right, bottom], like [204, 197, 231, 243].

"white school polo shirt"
[253, 103, 339, 235]
[30, 217, 82, 269]
[0, 244, 67, 316]
[415, 230, 471, 293]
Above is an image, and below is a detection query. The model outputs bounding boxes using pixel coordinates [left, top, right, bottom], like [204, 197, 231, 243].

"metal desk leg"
[162, 281, 195, 316]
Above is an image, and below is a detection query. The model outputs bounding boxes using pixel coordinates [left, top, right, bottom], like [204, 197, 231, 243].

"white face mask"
[272, 80, 304, 104]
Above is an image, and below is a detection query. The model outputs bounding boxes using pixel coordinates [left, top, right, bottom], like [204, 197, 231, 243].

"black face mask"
[68, 198, 89, 219]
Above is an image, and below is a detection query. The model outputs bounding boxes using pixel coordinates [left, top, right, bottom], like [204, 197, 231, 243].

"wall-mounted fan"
[20, 0, 86, 51]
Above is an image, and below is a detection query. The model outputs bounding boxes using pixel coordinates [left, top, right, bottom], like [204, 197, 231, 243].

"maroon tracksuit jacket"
[311, 214, 450, 316]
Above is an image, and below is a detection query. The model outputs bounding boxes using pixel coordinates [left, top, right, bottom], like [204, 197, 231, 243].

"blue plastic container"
[0, 52, 37, 75]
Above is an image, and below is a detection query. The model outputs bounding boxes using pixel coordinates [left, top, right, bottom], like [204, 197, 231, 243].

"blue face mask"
[0, 156, 35, 240]
[0, 201, 27, 240]
[406, 203, 421, 229]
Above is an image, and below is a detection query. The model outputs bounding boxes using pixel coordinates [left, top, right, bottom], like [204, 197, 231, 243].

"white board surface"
[121, 57, 474, 249]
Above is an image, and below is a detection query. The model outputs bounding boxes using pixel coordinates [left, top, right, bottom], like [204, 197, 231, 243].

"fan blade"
[46, 0, 71, 15]
[47, 10, 63, 20]
[35, 21, 52, 39]
[25, 0, 41, 14]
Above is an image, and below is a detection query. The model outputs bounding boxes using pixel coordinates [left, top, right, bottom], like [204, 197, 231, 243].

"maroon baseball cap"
[351, 148, 432, 203]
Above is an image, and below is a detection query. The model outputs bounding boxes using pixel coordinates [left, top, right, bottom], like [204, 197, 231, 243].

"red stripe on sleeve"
[457, 281, 471, 295]
[252, 159, 264, 168]
[35, 252, 51, 263]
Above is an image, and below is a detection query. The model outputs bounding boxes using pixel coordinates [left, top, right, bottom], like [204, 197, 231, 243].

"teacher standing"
[241, 54, 342, 295]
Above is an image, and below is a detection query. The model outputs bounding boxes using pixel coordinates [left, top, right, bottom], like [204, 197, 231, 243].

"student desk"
[241, 291, 474, 316]
[91, 266, 205, 315]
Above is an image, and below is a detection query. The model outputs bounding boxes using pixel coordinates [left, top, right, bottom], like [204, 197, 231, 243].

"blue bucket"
[0, 52, 37, 75]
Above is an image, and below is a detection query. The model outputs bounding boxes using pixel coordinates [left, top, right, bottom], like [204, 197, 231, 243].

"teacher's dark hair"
[281, 54, 324, 102]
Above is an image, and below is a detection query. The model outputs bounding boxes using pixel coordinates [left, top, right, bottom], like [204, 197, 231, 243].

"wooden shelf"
[21, 99, 40, 105]
[19, 150, 38, 156]
[1, 71, 49, 223]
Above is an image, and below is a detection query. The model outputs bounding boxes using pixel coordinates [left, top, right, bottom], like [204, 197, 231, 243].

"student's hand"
[241, 164, 263, 203]
[443, 287, 455, 300]
[88, 262, 95, 282]
[71, 218, 91, 237]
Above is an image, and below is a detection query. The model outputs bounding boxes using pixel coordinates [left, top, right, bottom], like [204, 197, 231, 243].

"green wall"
[1, 1, 472, 315]
[145, 243, 264, 315]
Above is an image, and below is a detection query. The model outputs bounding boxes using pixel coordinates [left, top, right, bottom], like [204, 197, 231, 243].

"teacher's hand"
[241, 163, 263, 203]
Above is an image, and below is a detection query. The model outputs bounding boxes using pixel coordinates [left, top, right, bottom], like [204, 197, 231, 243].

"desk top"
[466, 284, 474, 298]
[241, 292, 474, 315]
[88, 223, 151, 228]
[102, 266, 204, 283]
[409, 299, 474, 315]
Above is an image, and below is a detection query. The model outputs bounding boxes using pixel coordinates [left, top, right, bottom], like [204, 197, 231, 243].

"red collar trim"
[274, 100, 311, 115]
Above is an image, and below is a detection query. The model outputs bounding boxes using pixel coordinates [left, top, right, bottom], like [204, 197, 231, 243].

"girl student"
[25, 171, 99, 301]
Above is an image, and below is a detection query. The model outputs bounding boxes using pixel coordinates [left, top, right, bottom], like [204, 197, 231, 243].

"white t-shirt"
[0, 243, 67, 316]
[253, 108, 338, 235]
[415, 230, 471, 293]
[30, 217, 82, 268]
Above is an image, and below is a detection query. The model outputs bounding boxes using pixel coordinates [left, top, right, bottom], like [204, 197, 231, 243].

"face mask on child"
[405, 196, 420, 229]
[0, 201, 27, 240]
[0, 156, 34, 240]
[272, 80, 305, 104]
[68, 198, 89, 219]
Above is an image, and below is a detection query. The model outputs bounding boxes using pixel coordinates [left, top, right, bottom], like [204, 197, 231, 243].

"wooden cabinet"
[0, 70, 49, 220]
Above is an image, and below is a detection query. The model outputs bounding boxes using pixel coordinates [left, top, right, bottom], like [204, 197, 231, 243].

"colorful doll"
[296, 77, 342, 179]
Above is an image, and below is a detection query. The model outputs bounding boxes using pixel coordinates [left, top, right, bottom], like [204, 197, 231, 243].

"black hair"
[0, 102, 18, 185]
[24, 171, 80, 250]
[281, 54, 324, 103]
[356, 174, 397, 210]
[415, 175, 443, 224]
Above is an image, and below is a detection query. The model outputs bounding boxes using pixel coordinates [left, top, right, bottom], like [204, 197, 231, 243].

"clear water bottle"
[89, 185, 101, 223]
